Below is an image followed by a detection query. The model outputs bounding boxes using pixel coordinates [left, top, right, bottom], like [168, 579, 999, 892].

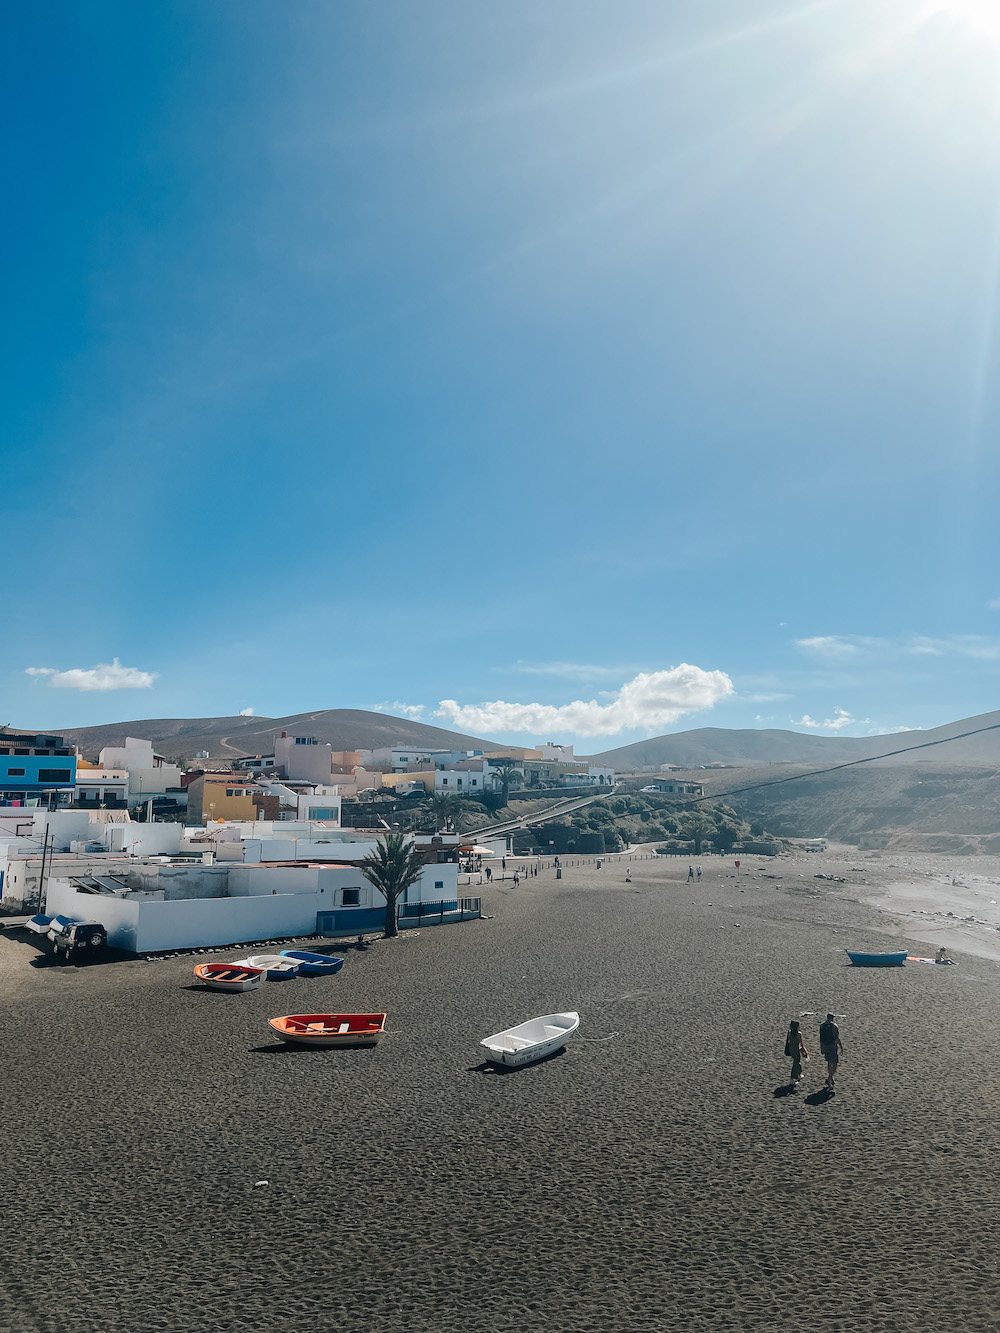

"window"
[441, 778, 448, 785]
[14, 749, 29, 756]
[38, 769, 72, 782]
[457, 778, 463, 788]
[341, 888, 361, 906]
[435, 881, 443, 890]
[7, 768, 25, 777]
[33, 749, 51, 756]
[472, 779, 478, 786]
[310, 808, 337, 820]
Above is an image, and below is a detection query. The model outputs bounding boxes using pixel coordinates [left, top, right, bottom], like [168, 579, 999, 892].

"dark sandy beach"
[4, 855, 998, 1332]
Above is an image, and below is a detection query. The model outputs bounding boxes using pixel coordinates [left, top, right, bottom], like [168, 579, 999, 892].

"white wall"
[274, 735, 333, 784]
[46, 880, 142, 950]
[44, 858, 459, 951]
[98, 738, 183, 799]
[435, 764, 489, 794]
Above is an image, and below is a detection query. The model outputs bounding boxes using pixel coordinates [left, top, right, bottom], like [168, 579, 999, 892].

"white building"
[537, 743, 576, 763]
[273, 733, 334, 784]
[74, 769, 130, 806]
[97, 737, 184, 802]
[362, 747, 480, 771]
[43, 841, 468, 952]
[434, 761, 494, 795]
[0, 809, 185, 910]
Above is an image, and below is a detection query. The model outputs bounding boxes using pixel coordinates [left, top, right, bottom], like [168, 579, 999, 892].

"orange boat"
[194, 961, 264, 991]
[267, 1013, 387, 1047]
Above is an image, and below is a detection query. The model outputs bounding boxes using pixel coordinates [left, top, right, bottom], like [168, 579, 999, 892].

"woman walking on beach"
[785, 1020, 807, 1086]
[819, 1013, 844, 1088]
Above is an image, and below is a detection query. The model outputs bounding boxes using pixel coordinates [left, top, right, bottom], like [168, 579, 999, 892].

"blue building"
[0, 731, 77, 804]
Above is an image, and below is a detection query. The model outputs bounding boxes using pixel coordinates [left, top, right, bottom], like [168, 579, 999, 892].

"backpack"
[819, 1021, 836, 1046]
[784, 1034, 794, 1057]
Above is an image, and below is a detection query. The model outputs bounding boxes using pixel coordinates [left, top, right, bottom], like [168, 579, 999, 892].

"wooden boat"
[280, 949, 345, 976]
[846, 949, 908, 967]
[268, 1013, 387, 1047]
[236, 954, 301, 979]
[480, 1011, 580, 1067]
[194, 961, 264, 991]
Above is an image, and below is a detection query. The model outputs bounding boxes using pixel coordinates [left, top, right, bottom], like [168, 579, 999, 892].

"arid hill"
[32, 710, 500, 764]
[692, 762, 1000, 855]
[590, 709, 1000, 770]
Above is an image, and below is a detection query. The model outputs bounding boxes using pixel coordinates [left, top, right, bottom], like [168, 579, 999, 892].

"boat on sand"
[480, 1012, 579, 1067]
[279, 949, 344, 975]
[194, 962, 264, 991]
[845, 949, 907, 967]
[268, 1013, 387, 1046]
[235, 954, 301, 979]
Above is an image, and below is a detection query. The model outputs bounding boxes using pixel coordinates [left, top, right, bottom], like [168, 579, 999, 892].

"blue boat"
[846, 949, 907, 967]
[280, 949, 345, 976]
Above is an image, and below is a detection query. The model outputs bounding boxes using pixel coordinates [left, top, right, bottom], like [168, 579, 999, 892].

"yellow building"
[186, 774, 259, 824]
[379, 770, 435, 792]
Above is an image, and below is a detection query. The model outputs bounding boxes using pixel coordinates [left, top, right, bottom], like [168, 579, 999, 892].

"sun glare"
[927, 0, 1000, 42]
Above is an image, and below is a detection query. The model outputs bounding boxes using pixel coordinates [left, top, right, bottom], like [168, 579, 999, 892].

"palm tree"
[361, 831, 426, 939]
[680, 813, 715, 856]
[428, 792, 462, 832]
[491, 764, 522, 807]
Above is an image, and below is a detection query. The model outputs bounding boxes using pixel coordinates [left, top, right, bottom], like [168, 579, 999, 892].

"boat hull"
[268, 1013, 387, 1047]
[481, 1011, 580, 1067]
[280, 950, 345, 976]
[194, 963, 264, 991]
[846, 950, 908, 967]
[237, 954, 301, 979]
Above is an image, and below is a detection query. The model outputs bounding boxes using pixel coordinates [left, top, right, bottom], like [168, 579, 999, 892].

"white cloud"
[24, 659, 157, 691]
[793, 708, 862, 732]
[796, 633, 1000, 662]
[390, 701, 424, 719]
[508, 661, 633, 681]
[436, 664, 734, 737]
[989, 600, 1000, 610]
[238, 707, 255, 717]
[795, 636, 869, 657]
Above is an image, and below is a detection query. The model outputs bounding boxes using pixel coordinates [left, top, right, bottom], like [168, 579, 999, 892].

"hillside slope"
[695, 762, 1000, 855]
[591, 710, 1000, 770]
[37, 710, 501, 763]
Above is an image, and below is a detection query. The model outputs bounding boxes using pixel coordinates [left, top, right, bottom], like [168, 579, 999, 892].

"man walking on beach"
[819, 1014, 844, 1088]
[688, 865, 695, 881]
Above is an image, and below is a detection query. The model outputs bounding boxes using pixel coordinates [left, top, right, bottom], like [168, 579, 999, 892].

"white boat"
[480, 1011, 579, 1068]
[235, 954, 301, 979]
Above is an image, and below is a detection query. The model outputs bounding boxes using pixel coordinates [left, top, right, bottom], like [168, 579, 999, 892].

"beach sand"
[3, 853, 998, 1332]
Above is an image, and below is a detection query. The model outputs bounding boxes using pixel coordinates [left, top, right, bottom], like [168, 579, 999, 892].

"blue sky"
[4, 0, 1000, 746]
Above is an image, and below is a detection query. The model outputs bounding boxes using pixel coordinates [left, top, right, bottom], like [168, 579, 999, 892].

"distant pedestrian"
[688, 865, 695, 881]
[625, 868, 632, 883]
[785, 1020, 808, 1086]
[513, 872, 520, 886]
[502, 857, 506, 871]
[819, 1013, 844, 1088]
[485, 866, 492, 883]
[696, 865, 702, 880]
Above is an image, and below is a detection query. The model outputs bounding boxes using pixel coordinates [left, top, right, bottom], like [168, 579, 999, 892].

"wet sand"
[3, 855, 998, 1332]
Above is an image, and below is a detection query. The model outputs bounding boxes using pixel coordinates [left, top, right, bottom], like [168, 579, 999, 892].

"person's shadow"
[773, 1082, 798, 1098]
[804, 1086, 835, 1105]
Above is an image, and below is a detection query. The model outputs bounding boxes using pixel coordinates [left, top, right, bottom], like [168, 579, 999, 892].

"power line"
[680, 719, 1000, 808]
